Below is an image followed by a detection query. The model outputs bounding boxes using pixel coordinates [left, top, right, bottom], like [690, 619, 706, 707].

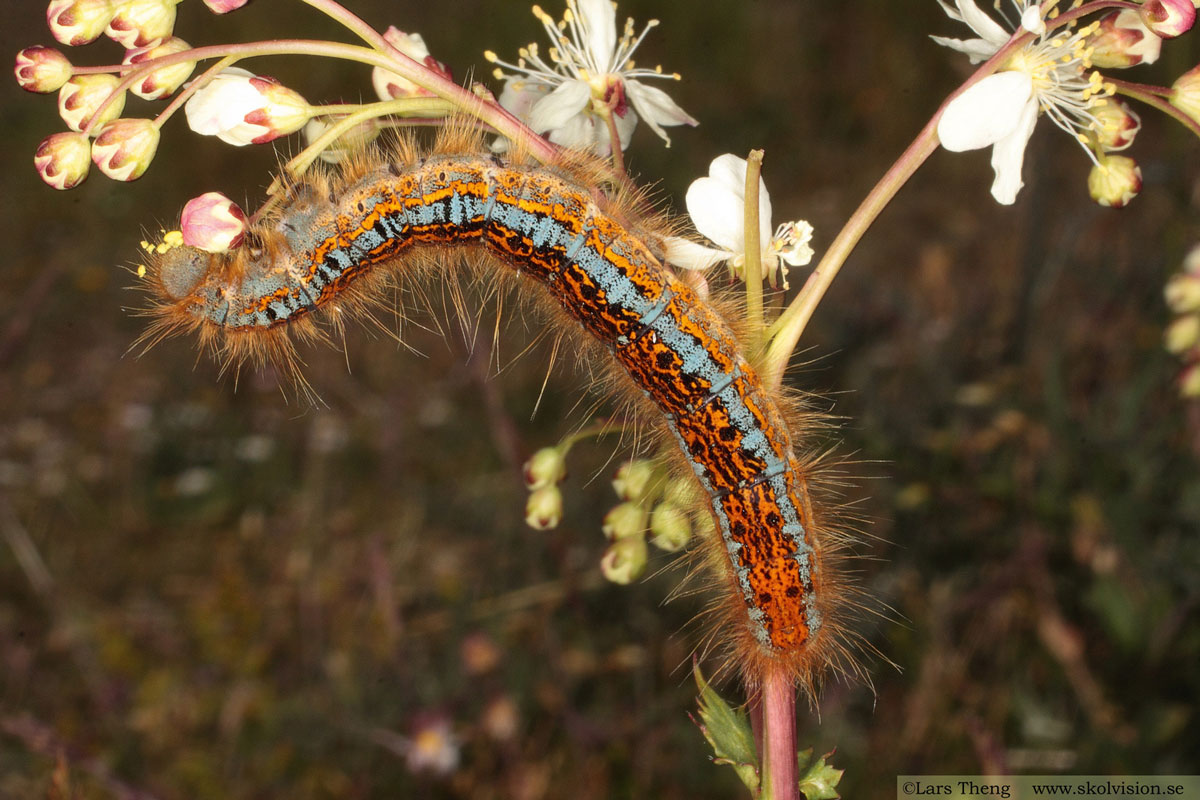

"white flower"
[485, 0, 697, 155]
[665, 155, 813, 290]
[933, 0, 1113, 204]
[184, 68, 311, 146]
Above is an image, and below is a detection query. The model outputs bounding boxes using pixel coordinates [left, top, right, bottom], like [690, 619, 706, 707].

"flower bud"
[1087, 155, 1141, 208]
[522, 446, 566, 489]
[1180, 361, 1200, 398]
[372, 27, 452, 101]
[91, 118, 159, 181]
[1088, 10, 1162, 68]
[33, 131, 91, 189]
[649, 502, 692, 552]
[1171, 64, 1200, 126]
[1091, 99, 1140, 151]
[180, 192, 248, 252]
[1139, 0, 1195, 38]
[123, 36, 195, 100]
[524, 485, 563, 530]
[611, 460, 654, 502]
[46, 0, 116, 47]
[600, 535, 648, 585]
[202, 0, 249, 11]
[1165, 314, 1200, 354]
[105, 0, 179, 49]
[302, 117, 382, 164]
[185, 69, 312, 146]
[1165, 272, 1200, 314]
[1183, 244, 1200, 276]
[58, 74, 125, 132]
[601, 501, 647, 541]
[15, 47, 73, 93]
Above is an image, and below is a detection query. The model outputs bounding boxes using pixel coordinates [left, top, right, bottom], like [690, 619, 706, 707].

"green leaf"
[692, 663, 760, 794]
[797, 750, 844, 800]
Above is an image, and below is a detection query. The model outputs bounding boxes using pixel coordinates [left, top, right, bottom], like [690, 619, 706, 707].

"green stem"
[760, 121, 939, 388]
[743, 150, 766, 353]
[759, 20, 1042, 387]
[1109, 78, 1200, 140]
[295, 0, 556, 163]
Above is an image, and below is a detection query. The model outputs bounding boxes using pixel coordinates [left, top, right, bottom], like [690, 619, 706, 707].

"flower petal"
[951, 0, 1011, 45]
[527, 80, 592, 134]
[704, 154, 773, 246]
[989, 96, 1038, 204]
[929, 34, 1003, 63]
[624, 81, 698, 146]
[578, 0, 617, 72]
[662, 236, 732, 271]
[937, 71, 1034, 152]
[686, 176, 747, 253]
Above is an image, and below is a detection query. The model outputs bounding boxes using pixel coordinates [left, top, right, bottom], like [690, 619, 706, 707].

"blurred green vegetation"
[2, 1, 1198, 797]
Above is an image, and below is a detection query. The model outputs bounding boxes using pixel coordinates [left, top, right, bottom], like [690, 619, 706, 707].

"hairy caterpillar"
[141, 127, 858, 692]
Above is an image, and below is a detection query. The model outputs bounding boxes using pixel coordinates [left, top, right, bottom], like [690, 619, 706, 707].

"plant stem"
[743, 150, 766, 352]
[760, 666, 798, 800]
[1110, 77, 1200, 140]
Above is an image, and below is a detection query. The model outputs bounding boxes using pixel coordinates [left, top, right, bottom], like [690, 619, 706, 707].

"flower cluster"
[485, 0, 697, 157]
[933, 0, 1196, 206]
[521, 442, 697, 585]
[1165, 245, 1200, 398]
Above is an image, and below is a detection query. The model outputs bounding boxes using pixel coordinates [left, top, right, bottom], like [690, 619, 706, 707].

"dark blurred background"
[2, 1, 1198, 797]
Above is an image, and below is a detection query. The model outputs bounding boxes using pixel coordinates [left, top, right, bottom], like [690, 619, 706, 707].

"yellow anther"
[136, 264, 147, 278]
[484, 50, 498, 62]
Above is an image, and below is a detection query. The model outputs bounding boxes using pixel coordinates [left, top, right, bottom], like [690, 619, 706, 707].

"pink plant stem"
[761, 666, 798, 800]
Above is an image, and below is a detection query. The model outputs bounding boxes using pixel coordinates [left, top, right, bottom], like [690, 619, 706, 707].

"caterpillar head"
[158, 245, 214, 300]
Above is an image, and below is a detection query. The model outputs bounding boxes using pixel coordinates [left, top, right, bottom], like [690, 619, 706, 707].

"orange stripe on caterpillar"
[144, 135, 854, 690]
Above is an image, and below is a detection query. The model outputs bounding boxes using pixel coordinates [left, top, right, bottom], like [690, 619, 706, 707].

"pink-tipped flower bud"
[33, 131, 91, 190]
[1092, 99, 1141, 151]
[15, 47, 73, 93]
[90, 118, 159, 181]
[1139, 0, 1195, 38]
[599, 535, 647, 585]
[372, 27, 452, 101]
[649, 502, 692, 552]
[1088, 10, 1162, 68]
[180, 192, 248, 253]
[1171, 64, 1200, 125]
[1165, 314, 1200, 354]
[601, 502, 648, 541]
[58, 74, 125, 133]
[105, 0, 179, 49]
[1087, 155, 1142, 208]
[185, 69, 312, 146]
[1166, 272, 1200, 314]
[46, 0, 116, 47]
[611, 460, 655, 502]
[522, 446, 567, 490]
[524, 485, 563, 530]
[123, 36, 195, 100]
[201, 0, 249, 11]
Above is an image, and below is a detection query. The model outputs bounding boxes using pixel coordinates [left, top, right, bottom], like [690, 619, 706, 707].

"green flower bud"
[599, 535, 647, 585]
[522, 446, 567, 490]
[611, 459, 654, 502]
[649, 502, 692, 551]
[524, 485, 562, 530]
[1165, 315, 1200, 354]
[1087, 155, 1141, 208]
[601, 501, 647, 540]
